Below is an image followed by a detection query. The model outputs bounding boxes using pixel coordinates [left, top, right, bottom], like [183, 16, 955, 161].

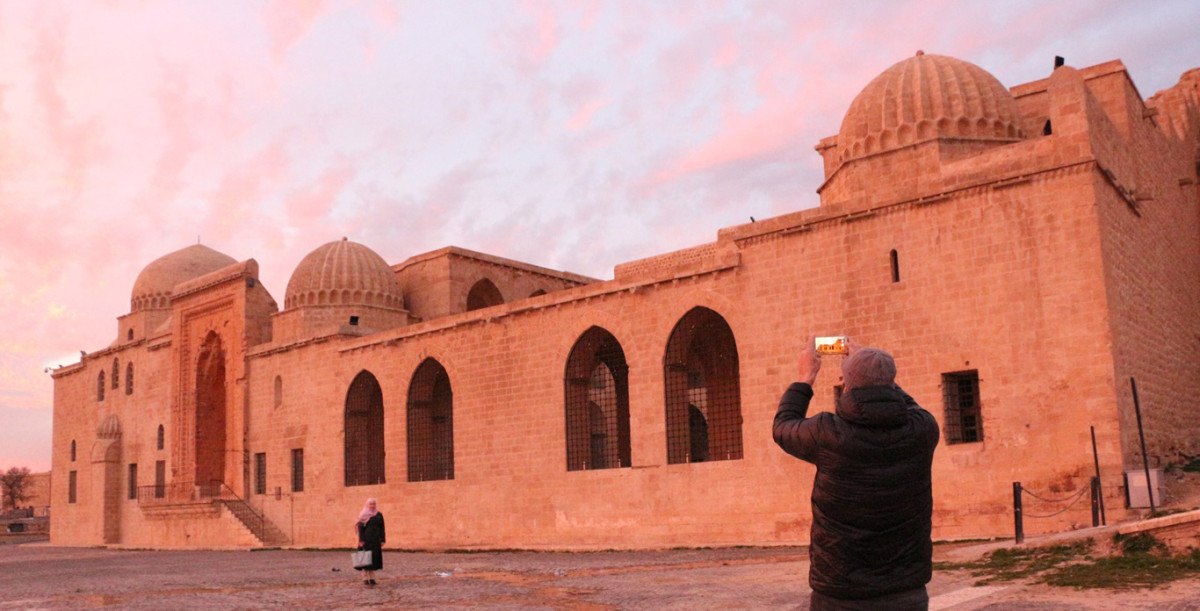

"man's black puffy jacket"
[773, 382, 939, 600]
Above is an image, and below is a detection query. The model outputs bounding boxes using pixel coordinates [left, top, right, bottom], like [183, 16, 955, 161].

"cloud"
[263, 0, 329, 61]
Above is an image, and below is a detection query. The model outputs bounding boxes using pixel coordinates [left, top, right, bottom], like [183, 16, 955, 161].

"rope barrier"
[1021, 486, 1089, 518]
[1020, 485, 1088, 505]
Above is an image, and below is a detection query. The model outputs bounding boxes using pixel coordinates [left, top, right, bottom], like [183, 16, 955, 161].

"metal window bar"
[942, 370, 983, 444]
[291, 448, 304, 492]
[664, 308, 743, 464]
[344, 371, 386, 486]
[407, 359, 455, 482]
[565, 327, 631, 471]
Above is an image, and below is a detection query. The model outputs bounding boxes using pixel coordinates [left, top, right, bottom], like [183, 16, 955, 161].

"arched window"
[406, 359, 454, 482]
[890, 249, 900, 283]
[127, 329, 134, 341]
[344, 370, 385, 486]
[273, 376, 283, 409]
[156, 425, 165, 451]
[70, 439, 76, 462]
[98, 371, 106, 401]
[529, 289, 547, 298]
[466, 278, 504, 311]
[125, 362, 134, 395]
[663, 307, 742, 464]
[564, 327, 631, 471]
[112, 358, 120, 389]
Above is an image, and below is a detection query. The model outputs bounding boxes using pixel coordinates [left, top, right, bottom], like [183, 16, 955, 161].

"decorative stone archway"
[194, 331, 227, 491]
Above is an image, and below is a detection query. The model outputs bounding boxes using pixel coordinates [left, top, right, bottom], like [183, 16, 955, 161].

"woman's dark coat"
[773, 382, 939, 600]
[356, 513, 386, 571]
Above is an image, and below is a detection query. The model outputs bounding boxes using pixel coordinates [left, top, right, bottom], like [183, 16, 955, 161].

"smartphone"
[815, 336, 848, 356]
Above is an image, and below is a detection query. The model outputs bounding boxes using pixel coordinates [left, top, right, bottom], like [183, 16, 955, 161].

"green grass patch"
[937, 533, 1200, 589]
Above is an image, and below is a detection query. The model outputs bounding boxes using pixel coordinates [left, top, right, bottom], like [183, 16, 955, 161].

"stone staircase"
[220, 498, 289, 547]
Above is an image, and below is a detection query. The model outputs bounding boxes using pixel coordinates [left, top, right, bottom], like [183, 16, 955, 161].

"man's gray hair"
[841, 347, 897, 389]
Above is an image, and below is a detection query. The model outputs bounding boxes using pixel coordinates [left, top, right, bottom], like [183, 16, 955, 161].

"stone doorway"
[194, 332, 227, 492]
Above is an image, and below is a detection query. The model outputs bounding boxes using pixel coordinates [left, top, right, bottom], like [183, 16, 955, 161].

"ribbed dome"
[284, 238, 403, 310]
[838, 52, 1025, 162]
[131, 245, 237, 312]
[96, 414, 122, 439]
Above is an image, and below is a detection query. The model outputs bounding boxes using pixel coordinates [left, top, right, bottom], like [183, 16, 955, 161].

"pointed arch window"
[344, 371, 385, 486]
[890, 249, 900, 283]
[112, 358, 120, 389]
[125, 362, 134, 395]
[406, 359, 454, 481]
[466, 278, 504, 311]
[664, 307, 743, 464]
[97, 371, 106, 401]
[156, 425, 165, 451]
[564, 327, 631, 471]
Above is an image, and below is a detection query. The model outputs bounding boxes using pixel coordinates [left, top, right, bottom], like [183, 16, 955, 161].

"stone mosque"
[51, 52, 1200, 548]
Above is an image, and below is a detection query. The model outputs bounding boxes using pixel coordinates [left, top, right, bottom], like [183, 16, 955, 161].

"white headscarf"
[357, 498, 378, 525]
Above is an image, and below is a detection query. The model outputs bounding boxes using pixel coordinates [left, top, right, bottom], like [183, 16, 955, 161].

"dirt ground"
[2, 542, 1200, 610]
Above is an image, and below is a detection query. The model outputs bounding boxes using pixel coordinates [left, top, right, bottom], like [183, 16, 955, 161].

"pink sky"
[1, 0, 1197, 471]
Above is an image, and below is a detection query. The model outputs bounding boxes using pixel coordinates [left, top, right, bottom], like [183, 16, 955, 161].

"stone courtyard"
[3, 541, 1200, 609]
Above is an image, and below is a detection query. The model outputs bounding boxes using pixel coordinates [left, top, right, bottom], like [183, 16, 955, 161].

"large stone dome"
[131, 244, 237, 312]
[838, 52, 1025, 162]
[284, 238, 404, 310]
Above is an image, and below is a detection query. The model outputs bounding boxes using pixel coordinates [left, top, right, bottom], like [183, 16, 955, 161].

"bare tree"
[1, 466, 33, 511]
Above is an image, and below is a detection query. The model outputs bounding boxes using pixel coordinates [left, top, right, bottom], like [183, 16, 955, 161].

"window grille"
[154, 461, 165, 498]
[125, 362, 134, 395]
[112, 358, 119, 389]
[291, 448, 304, 492]
[156, 425, 164, 451]
[344, 370, 386, 486]
[407, 359, 454, 482]
[564, 327, 631, 471]
[466, 278, 504, 311]
[68, 470, 77, 503]
[128, 463, 138, 500]
[98, 371, 105, 401]
[664, 307, 743, 464]
[943, 370, 983, 444]
[254, 452, 266, 495]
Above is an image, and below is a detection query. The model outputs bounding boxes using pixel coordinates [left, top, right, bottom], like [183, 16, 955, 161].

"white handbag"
[352, 549, 373, 569]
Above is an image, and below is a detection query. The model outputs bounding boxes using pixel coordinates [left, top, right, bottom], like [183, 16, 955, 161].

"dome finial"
[915, 50, 924, 56]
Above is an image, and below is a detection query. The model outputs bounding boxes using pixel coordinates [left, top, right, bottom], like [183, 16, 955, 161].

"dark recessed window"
[564, 327, 631, 471]
[344, 371, 385, 486]
[407, 359, 454, 482]
[943, 370, 983, 444]
[128, 463, 138, 500]
[70, 440, 76, 462]
[112, 358, 120, 389]
[890, 249, 900, 283]
[154, 461, 166, 499]
[98, 371, 106, 401]
[291, 448, 305, 493]
[663, 307, 742, 464]
[68, 471, 77, 503]
[466, 278, 504, 311]
[156, 425, 165, 451]
[125, 362, 134, 395]
[254, 452, 267, 495]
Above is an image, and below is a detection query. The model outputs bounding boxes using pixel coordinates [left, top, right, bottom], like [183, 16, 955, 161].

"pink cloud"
[283, 162, 356, 222]
[263, 0, 329, 61]
[566, 98, 606, 131]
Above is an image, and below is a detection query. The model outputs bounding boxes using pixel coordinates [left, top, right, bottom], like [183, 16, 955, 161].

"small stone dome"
[284, 238, 404, 310]
[97, 414, 122, 439]
[131, 245, 237, 312]
[838, 52, 1025, 162]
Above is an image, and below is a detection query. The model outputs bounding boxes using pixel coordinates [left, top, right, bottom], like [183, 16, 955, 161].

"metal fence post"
[1013, 482, 1024, 544]
[1090, 476, 1100, 527]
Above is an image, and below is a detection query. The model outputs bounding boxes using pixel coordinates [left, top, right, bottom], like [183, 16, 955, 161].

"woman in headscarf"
[355, 498, 385, 586]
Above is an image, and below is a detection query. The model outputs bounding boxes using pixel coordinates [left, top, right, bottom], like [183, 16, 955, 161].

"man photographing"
[773, 338, 940, 610]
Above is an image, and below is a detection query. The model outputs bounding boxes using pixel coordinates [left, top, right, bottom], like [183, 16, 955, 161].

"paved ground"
[2, 541, 1200, 609]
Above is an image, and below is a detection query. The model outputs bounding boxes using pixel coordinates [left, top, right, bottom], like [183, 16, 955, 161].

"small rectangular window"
[128, 463, 138, 500]
[68, 470, 77, 503]
[291, 448, 305, 493]
[154, 460, 166, 498]
[943, 370, 983, 444]
[255, 452, 267, 495]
